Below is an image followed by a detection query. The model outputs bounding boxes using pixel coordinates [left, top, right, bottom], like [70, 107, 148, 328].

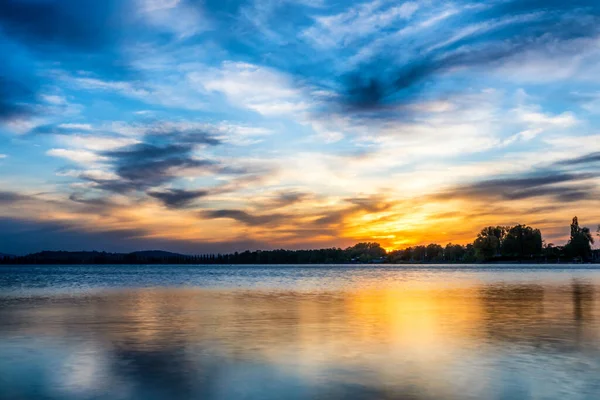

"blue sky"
[1, 0, 600, 254]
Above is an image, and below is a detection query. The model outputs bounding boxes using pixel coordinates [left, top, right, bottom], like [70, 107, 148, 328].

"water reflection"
[572, 280, 594, 323]
[2, 275, 600, 399]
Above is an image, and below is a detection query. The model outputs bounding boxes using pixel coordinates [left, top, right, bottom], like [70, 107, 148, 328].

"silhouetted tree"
[444, 243, 465, 262]
[412, 245, 427, 262]
[543, 243, 564, 263]
[502, 224, 542, 259]
[566, 217, 594, 261]
[426, 243, 444, 261]
[345, 242, 386, 262]
[473, 226, 506, 261]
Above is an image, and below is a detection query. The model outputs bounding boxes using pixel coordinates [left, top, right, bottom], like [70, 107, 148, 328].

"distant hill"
[0, 252, 15, 259]
[4, 250, 192, 264]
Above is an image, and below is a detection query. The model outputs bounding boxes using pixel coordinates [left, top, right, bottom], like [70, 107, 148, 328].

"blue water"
[1, 265, 600, 399]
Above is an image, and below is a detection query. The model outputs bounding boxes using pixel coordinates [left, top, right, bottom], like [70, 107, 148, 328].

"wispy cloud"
[195, 62, 312, 116]
[303, 0, 419, 48]
[137, 0, 208, 38]
[433, 172, 598, 203]
[47, 148, 107, 164]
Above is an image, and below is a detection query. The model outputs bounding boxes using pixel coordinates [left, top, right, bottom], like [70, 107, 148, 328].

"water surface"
[1, 264, 600, 399]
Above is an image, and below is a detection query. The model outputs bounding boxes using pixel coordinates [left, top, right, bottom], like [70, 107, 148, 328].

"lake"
[1, 264, 600, 399]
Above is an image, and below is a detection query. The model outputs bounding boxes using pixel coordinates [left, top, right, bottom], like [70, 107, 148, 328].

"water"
[1, 264, 600, 400]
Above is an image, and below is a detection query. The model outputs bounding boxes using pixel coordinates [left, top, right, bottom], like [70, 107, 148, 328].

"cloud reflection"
[1, 274, 600, 399]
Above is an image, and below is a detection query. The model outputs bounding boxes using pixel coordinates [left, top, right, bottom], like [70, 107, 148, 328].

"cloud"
[45, 122, 280, 216]
[501, 106, 579, 146]
[54, 134, 140, 151]
[0, 154, 7, 159]
[203, 194, 396, 237]
[195, 62, 312, 116]
[555, 152, 600, 166]
[312, 195, 395, 227]
[47, 148, 106, 164]
[331, 1, 600, 111]
[269, 191, 311, 208]
[68, 193, 117, 208]
[58, 123, 93, 130]
[201, 209, 291, 227]
[303, 0, 419, 48]
[518, 110, 577, 127]
[144, 123, 222, 146]
[99, 143, 215, 191]
[434, 172, 598, 203]
[137, 0, 208, 38]
[0, 0, 131, 121]
[197, 190, 379, 243]
[29, 123, 93, 136]
[147, 188, 210, 208]
[213, 123, 274, 146]
[45, 123, 224, 194]
[0, 191, 28, 204]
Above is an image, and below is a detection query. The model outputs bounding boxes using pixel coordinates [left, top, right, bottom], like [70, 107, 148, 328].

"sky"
[1, 0, 600, 255]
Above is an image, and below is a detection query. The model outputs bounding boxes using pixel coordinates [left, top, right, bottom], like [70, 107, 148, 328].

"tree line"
[2, 217, 598, 265]
[389, 217, 597, 263]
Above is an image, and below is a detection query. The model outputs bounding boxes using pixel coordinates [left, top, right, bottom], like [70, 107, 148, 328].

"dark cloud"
[144, 127, 222, 146]
[0, 0, 132, 121]
[434, 172, 597, 203]
[148, 189, 210, 208]
[28, 123, 90, 135]
[0, 191, 28, 204]
[104, 143, 213, 183]
[346, 196, 394, 213]
[313, 212, 344, 226]
[505, 187, 591, 202]
[264, 191, 311, 209]
[556, 152, 600, 166]
[0, 0, 123, 52]
[337, 1, 600, 110]
[67, 193, 120, 214]
[90, 128, 221, 193]
[202, 209, 291, 227]
[59, 126, 274, 210]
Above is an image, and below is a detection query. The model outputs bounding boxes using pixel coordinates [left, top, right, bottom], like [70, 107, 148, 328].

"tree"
[473, 235, 499, 261]
[412, 245, 427, 262]
[444, 243, 465, 262]
[566, 217, 594, 261]
[502, 224, 542, 258]
[473, 226, 506, 261]
[426, 243, 444, 261]
[463, 244, 476, 262]
[345, 242, 386, 262]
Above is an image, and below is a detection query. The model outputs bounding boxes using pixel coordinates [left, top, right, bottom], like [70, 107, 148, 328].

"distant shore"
[3, 217, 599, 265]
[1, 250, 599, 265]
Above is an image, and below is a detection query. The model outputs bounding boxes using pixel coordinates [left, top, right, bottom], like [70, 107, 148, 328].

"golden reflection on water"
[1, 277, 600, 399]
